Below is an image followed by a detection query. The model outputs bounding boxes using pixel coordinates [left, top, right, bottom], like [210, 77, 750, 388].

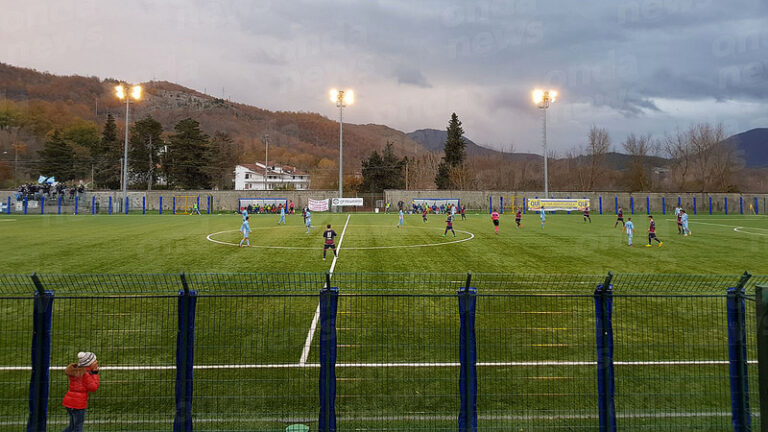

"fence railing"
[1, 272, 767, 431]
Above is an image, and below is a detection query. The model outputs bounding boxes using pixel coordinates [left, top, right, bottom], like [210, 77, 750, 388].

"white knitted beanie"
[77, 352, 97, 367]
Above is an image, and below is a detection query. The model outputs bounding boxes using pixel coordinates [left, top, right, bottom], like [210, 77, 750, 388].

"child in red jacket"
[62, 352, 99, 432]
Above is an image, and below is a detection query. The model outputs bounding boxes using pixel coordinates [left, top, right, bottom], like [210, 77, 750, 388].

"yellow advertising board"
[527, 198, 590, 212]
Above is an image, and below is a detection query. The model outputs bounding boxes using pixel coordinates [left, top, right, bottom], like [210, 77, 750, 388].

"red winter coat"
[62, 364, 99, 409]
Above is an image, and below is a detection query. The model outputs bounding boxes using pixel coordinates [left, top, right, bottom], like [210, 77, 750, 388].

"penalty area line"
[299, 214, 350, 365]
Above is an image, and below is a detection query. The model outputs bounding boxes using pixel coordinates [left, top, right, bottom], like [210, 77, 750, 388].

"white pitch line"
[0, 360, 756, 371]
[206, 228, 474, 250]
[299, 214, 350, 365]
[0, 410, 748, 426]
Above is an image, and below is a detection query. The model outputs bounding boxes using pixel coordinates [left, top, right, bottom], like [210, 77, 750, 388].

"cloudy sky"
[2, 0, 767, 153]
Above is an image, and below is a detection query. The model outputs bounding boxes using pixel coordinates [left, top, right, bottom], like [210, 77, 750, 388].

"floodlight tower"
[532, 89, 557, 197]
[115, 84, 142, 194]
[329, 89, 354, 201]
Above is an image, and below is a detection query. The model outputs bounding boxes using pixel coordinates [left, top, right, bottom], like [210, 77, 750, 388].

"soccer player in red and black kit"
[422, 207, 428, 223]
[515, 208, 522, 228]
[676, 210, 683, 234]
[443, 215, 456, 237]
[646, 215, 663, 247]
[460, 205, 466, 220]
[322, 224, 338, 260]
[583, 207, 591, 223]
[614, 207, 624, 228]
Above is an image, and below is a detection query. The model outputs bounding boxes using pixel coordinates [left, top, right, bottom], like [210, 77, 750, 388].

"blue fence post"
[678, 196, 681, 208]
[614, 196, 618, 214]
[599, 196, 603, 215]
[523, 197, 526, 214]
[458, 273, 478, 432]
[160, 196, 163, 215]
[646, 197, 650, 214]
[755, 197, 759, 214]
[693, 197, 697, 214]
[57, 196, 61, 215]
[727, 272, 752, 432]
[499, 197, 503, 214]
[173, 196, 176, 215]
[6, 196, 10, 214]
[27, 274, 54, 432]
[488, 195, 492, 214]
[24, 196, 28, 214]
[74, 196, 78, 215]
[740, 196, 743, 215]
[125, 196, 130, 215]
[630, 196, 634, 215]
[594, 273, 616, 432]
[725, 197, 728, 215]
[91, 196, 95, 215]
[319, 273, 339, 432]
[196, 196, 200, 212]
[108, 197, 112, 215]
[40, 196, 44, 215]
[207, 196, 211, 214]
[709, 196, 713, 215]
[174, 273, 197, 432]
[142, 196, 146, 215]
[662, 197, 666, 215]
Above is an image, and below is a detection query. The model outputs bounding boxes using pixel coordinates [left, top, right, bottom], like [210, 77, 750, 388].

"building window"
[245, 173, 250, 179]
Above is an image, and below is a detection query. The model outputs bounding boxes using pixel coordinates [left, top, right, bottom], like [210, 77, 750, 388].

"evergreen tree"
[61, 119, 100, 181]
[128, 115, 163, 190]
[359, 142, 406, 192]
[435, 113, 466, 189]
[38, 130, 75, 181]
[94, 114, 122, 189]
[207, 131, 238, 190]
[166, 118, 211, 189]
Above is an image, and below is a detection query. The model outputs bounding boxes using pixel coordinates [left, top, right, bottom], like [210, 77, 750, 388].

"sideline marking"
[0, 359, 752, 371]
[299, 214, 350, 365]
[666, 219, 768, 237]
[206, 226, 474, 250]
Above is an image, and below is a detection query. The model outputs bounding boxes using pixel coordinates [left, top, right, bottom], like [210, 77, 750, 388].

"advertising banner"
[331, 198, 364, 207]
[527, 198, 590, 212]
[309, 198, 329, 211]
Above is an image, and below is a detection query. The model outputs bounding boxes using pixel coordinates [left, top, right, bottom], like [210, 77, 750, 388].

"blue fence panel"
[319, 286, 339, 432]
[727, 287, 750, 432]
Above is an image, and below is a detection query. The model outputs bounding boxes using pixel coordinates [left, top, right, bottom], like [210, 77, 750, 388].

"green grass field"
[1, 211, 766, 274]
[1, 211, 767, 431]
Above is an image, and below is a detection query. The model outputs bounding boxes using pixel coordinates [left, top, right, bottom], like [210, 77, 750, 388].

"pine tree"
[207, 131, 238, 190]
[39, 130, 75, 181]
[360, 142, 407, 192]
[128, 115, 163, 190]
[166, 118, 211, 189]
[94, 114, 122, 189]
[435, 113, 466, 189]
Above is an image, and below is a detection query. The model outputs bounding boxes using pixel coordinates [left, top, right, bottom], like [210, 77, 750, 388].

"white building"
[234, 163, 310, 191]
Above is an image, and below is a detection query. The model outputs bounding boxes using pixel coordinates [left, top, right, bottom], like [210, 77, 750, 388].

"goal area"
[173, 196, 200, 214]
[411, 198, 460, 211]
[239, 198, 288, 213]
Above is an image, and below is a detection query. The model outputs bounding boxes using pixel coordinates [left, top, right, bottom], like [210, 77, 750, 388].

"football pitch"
[0, 211, 766, 274]
[1, 211, 767, 431]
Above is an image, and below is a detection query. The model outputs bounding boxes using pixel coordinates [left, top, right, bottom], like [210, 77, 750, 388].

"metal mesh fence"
[0, 272, 765, 431]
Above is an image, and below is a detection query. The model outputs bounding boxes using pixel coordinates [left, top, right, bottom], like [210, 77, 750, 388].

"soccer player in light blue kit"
[681, 209, 691, 236]
[239, 216, 251, 247]
[397, 209, 404, 228]
[624, 217, 634, 246]
[539, 209, 546, 229]
[305, 210, 312, 233]
[278, 206, 286, 225]
[242, 208, 248, 222]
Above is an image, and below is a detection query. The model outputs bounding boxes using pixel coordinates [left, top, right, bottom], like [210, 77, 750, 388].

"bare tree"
[664, 123, 739, 192]
[622, 133, 655, 191]
[586, 126, 610, 190]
